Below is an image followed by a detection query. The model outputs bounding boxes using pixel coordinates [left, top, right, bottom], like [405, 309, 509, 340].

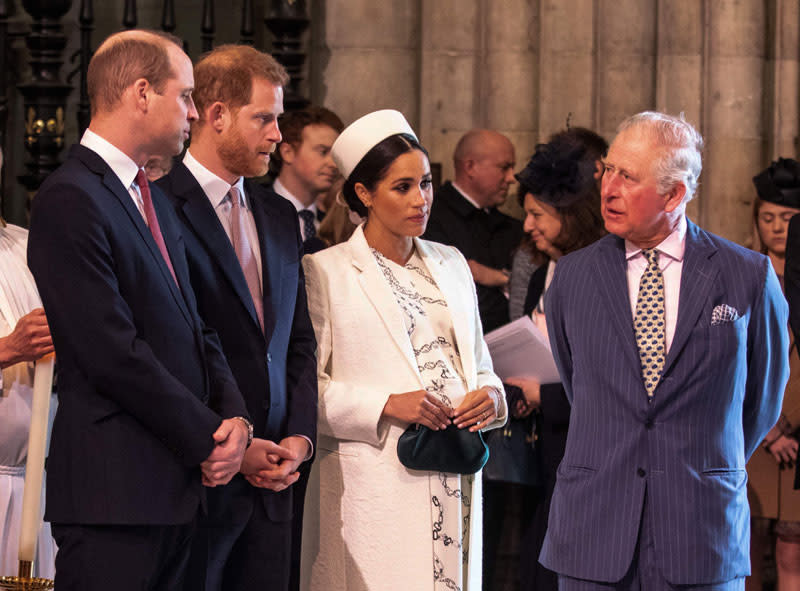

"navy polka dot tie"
[634, 248, 665, 400]
[298, 209, 316, 241]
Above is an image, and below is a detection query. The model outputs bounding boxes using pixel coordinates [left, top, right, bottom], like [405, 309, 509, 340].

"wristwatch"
[231, 416, 254, 448]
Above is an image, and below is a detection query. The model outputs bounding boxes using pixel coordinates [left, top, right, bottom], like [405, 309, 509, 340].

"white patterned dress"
[372, 248, 475, 591]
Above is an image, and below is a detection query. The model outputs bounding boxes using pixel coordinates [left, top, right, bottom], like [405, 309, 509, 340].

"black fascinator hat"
[515, 138, 597, 208]
[753, 158, 800, 209]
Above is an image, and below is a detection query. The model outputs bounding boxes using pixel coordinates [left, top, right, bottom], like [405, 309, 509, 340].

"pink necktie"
[135, 169, 178, 285]
[229, 186, 264, 331]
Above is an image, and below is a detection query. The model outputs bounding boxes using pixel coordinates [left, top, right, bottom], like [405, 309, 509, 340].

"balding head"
[453, 129, 516, 208]
[88, 30, 183, 117]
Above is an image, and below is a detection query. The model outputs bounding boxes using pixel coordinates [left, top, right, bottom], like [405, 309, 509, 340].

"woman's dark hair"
[342, 133, 429, 217]
[550, 188, 605, 255]
[517, 135, 606, 256]
[518, 182, 604, 256]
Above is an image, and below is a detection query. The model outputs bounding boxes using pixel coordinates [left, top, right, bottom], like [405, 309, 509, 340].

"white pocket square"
[711, 304, 740, 325]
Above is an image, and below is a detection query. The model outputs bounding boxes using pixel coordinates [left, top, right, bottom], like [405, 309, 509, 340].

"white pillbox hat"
[331, 109, 417, 179]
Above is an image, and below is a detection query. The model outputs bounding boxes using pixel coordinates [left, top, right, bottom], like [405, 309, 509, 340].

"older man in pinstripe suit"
[539, 112, 789, 590]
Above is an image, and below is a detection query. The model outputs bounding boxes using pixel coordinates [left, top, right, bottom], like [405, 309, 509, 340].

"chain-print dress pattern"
[373, 248, 475, 591]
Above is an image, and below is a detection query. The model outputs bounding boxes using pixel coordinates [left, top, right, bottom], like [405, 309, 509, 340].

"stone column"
[537, 0, 595, 141]
[764, 0, 800, 161]
[319, 0, 420, 128]
[702, 0, 766, 243]
[484, 0, 538, 166]
[418, 0, 481, 183]
[594, 0, 657, 140]
[655, 0, 705, 221]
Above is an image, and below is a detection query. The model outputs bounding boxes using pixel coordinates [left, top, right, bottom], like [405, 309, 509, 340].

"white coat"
[300, 225, 506, 591]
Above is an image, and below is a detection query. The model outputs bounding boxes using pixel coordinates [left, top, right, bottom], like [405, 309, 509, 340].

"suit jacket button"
[644, 419, 654, 429]
[637, 468, 646, 478]
[266, 353, 272, 363]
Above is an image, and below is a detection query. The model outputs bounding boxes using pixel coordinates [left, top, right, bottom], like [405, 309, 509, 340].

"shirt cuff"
[292, 434, 314, 461]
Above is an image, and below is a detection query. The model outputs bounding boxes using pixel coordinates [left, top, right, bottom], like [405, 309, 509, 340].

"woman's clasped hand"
[383, 386, 499, 431]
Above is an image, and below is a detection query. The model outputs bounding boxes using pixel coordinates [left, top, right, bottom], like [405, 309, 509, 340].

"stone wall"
[4, 0, 798, 243]
[312, 0, 800, 244]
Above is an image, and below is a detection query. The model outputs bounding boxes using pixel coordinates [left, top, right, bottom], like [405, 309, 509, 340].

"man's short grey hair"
[618, 111, 704, 201]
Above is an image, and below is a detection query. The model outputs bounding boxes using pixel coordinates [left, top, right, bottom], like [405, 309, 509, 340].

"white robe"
[0, 224, 57, 579]
[300, 226, 506, 591]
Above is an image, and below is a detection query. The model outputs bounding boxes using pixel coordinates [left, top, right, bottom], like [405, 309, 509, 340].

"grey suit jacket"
[539, 219, 788, 584]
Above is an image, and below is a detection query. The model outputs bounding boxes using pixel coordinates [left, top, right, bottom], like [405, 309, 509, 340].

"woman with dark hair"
[746, 158, 800, 591]
[505, 136, 606, 591]
[300, 110, 507, 591]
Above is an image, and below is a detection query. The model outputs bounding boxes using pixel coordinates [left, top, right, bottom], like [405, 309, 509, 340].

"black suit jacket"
[158, 162, 318, 521]
[27, 144, 248, 525]
[785, 215, 800, 489]
[523, 263, 570, 487]
[423, 181, 523, 332]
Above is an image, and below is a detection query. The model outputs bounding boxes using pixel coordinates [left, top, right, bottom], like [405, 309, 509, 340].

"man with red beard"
[157, 44, 317, 591]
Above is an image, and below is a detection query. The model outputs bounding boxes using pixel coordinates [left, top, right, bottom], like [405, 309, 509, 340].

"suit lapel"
[592, 236, 641, 370]
[662, 220, 718, 375]
[249, 183, 279, 342]
[170, 163, 263, 334]
[348, 227, 420, 380]
[81, 147, 193, 328]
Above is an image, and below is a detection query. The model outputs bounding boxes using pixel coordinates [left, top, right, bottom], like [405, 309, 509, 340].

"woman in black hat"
[506, 136, 606, 591]
[746, 158, 800, 591]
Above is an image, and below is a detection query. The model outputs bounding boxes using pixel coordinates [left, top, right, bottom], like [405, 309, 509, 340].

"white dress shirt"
[625, 215, 687, 353]
[273, 178, 318, 241]
[183, 151, 263, 285]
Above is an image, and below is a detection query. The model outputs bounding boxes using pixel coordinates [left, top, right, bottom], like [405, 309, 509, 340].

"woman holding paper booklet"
[506, 133, 607, 591]
[300, 110, 507, 591]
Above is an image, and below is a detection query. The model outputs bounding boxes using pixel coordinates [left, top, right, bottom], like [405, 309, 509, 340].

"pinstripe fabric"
[539, 219, 789, 585]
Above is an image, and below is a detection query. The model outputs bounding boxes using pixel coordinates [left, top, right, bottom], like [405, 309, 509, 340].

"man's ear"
[663, 182, 687, 213]
[462, 157, 481, 181]
[279, 142, 295, 165]
[132, 78, 150, 112]
[207, 102, 229, 133]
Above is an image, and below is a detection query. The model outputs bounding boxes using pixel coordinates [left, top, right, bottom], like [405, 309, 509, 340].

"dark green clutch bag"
[396, 423, 489, 474]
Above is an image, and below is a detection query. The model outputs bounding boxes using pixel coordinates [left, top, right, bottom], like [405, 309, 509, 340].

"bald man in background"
[423, 129, 523, 333]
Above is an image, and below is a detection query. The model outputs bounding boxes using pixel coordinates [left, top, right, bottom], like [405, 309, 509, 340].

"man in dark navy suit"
[27, 30, 251, 591]
[268, 107, 344, 255]
[263, 105, 342, 590]
[541, 112, 789, 590]
[157, 45, 317, 591]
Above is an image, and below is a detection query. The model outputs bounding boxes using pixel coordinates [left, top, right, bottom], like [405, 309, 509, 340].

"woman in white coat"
[300, 110, 507, 591]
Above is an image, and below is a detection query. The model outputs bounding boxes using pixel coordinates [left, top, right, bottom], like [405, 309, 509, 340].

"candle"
[17, 354, 54, 565]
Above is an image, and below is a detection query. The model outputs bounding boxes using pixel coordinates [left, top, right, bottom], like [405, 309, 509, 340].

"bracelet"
[485, 386, 502, 415]
[231, 416, 254, 448]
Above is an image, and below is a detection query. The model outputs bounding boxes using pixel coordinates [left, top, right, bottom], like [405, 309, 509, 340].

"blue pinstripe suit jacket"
[539, 219, 789, 585]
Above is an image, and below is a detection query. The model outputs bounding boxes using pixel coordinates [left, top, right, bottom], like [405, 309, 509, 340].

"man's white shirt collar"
[184, 150, 246, 209]
[273, 178, 317, 215]
[451, 181, 488, 212]
[625, 214, 687, 263]
[80, 129, 140, 191]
